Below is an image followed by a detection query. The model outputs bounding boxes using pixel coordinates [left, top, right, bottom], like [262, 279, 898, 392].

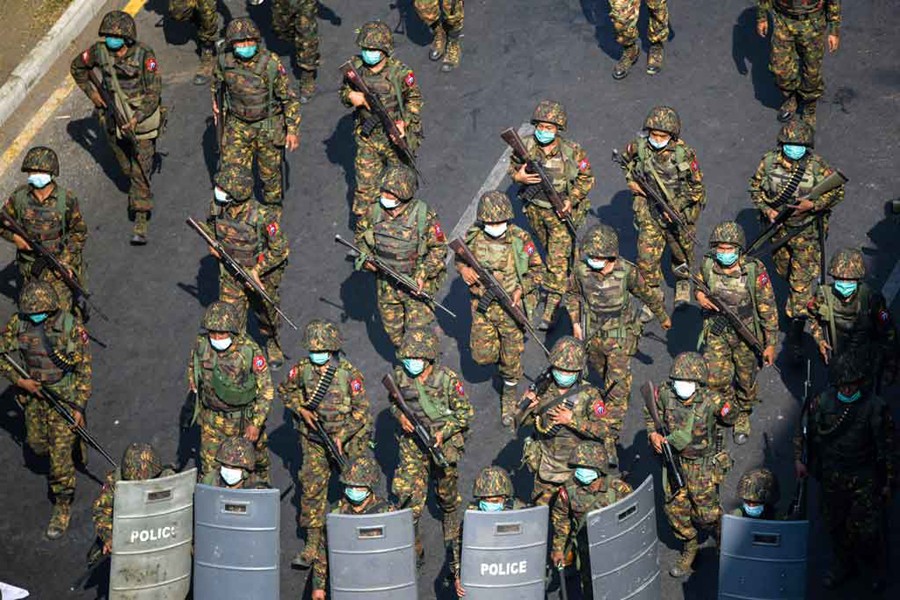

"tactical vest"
[635, 138, 694, 212]
[97, 43, 161, 139]
[535, 385, 593, 484]
[701, 256, 763, 341]
[215, 204, 262, 268]
[520, 137, 579, 209]
[366, 201, 427, 275]
[760, 153, 819, 228]
[194, 338, 258, 411]
[565, 482, 619, 522]
[773, 0, 824, 17]
[301, 361, 353, 434]
[12, 185, 67, 257]
[468, 229, 529, 296]
[811, 392, 880, 473]
[219, 51, 280, 124]
[17, 312, 77, 385]
[819, 283, 873, 353]
[659, 385, 716, 461]
[353, 57, 407, 125]
[577, 261, 634, 338]
[395, 366, 456, 428]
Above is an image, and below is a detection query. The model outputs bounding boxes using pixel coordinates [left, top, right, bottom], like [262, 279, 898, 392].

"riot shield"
[459, 505, 549, 599]
[718, 514, 809, 600]
[110, 468, 196, 600]
[586, 475, 660, 600]
[193, 484, 280, 599]
[327, 507, 417, 599]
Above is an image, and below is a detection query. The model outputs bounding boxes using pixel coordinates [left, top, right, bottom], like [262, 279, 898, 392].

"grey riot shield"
[459, 505, 549, 599]
[327, 507, 417, 599]
[718, 514, 809, 600]
[109, 468, 196, 600]
[193, 483, 280, 599]
[586, 475, 660, 600]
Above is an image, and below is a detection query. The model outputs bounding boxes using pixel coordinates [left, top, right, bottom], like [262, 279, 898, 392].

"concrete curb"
[0, 0, 109, 130]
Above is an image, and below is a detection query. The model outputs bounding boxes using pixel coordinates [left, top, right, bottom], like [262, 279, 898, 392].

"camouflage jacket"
[205, 199, 288, 275]
[451, 498, 530, 578]
[551, 475, 632, 553]
[758, 0, 842, 34]
[458, 224, 544, 303]
[807, 281, 897, 362]
[508, 135, 594, 214]
[699, 255, 779, 348]
[644, 384, 726, 459]
[339, 56, 423, 143]
[92, 467, 176, 545]
[622, 137, 706, 223]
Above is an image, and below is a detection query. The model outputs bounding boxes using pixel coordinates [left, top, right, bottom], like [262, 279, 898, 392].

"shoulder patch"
[578, 157, 590, 172]
[558, 485, 568, 504]
[757, 271, 770, 287]
[454, 380, 465, 396]
[592, 399, 606, 418]
[625, 142, 635, 154]
[878, 308, 890, 324]
[720, 401, 731, 418]
[350, 378, 363, 393]
[80, 329, 89, 344]
[267, 221, 279, 237]
[277, 62, 287, 76]
[690, 159, 699, 172]
[253, 355, 267, 373]
[524, 241, 536, 256]
[82, 50, 90, 64]
[288, 365, 298, 380]
[433, 221, 446, 242]
[145, 56, 158, 73]
[404, 70, 415, 87]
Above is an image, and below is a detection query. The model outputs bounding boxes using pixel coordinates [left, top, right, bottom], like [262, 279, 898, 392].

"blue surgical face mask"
[574, 467, 599, 485]
[220, 466, 244, 485]
[833, 280, 858, 298]
[403, 358, 425, 377]
[837, 390, 861, 404]
[105, 36, 125, 50]
[27, 173, 52, 189]
[479, 500, 504, 512]
[716, 251, 739, 267]
[552, 368, 578, 388]
[534, 128, 556, 145]
[27, 313, 49, 324]
[380, 195, 400, 210]
[782, 144, 807, 161]
[213, 186, 230, 205]
[648, 136, 669, 150]
[345, 486, 370, 504]
[360, 49, 383, 66]
[234, 44, 258, 60]
[309, 351, 330, 365]
[586, 257, 607, 271]
[742, 502, 764, 518]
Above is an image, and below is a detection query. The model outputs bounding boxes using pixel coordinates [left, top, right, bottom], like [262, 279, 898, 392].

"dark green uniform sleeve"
[258, 214, 289, 274]
[134, 46, 161, 123]
[92, 471, 117, 545]
[625, 262, 668, 324]
[416, 208, 448, 285]
[271, 53, 301, 136]
[751, 260, 780, 348]
[440, 370, 473, 440]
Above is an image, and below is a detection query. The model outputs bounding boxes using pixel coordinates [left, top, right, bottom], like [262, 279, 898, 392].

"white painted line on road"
[882, 261, 900, 306]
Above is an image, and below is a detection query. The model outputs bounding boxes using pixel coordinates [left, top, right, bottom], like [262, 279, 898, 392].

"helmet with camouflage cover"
[531, 100, 567, 131]
[398, 328, 439, 361]
[549, 336, 586, 371]
[225, 17, 261, 44]
[99, 10, 137, 40]
[215, 165, 253, 202]
[828, 248, 865, 280]
[302, 319, 343, 352]
[643, 106, 681, 139]
[380, 165, 417, 201]
[669, 351, 708, 383]
[356, 21, 393, 54]
[472, 466, 513, 498]
[202, 301, 240, 334]
[340, 454, 380, 488]
[829, 352, 866, 385]
[121, 443, 163, 481]
[580, 223, 619, 258]
[215, 436, 256, 470]
[709, 221, 746, 250]
[777, 119, 814, 148]
[477, 191, 513, 223]
[567, 441, 608, 472]
[19, 281, 59, 314]
[737, 468, 780, 504]
[21, 146, 59, 176]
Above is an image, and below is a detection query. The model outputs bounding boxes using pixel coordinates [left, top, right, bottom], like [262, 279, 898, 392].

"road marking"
[882, 261, 900, 306]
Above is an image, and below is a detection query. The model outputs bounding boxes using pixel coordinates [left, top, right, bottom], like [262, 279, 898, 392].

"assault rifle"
[789, 359, 812, 519]
[641, 381, 685, 497]
[513, 372, 616, 431]
[383, 374, 450, 469]
[86, 69, 150, 185]
[312, 418, 348, 472]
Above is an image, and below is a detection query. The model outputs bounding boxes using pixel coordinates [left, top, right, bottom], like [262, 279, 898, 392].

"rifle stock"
[640, 381, 685, 495]
[789, 360, 812, 519]
[86, 69, 150, 185]
[313, 418, 348, 472]
[383, 374, 450, 468]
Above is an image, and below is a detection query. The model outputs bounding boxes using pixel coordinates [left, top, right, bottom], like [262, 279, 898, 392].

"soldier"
[509, 100, 594, 330]
[279, 319, 373, 568]
[567, 223, 671, 465]
[749, 119, 844, 359]
[697, 221, 778, 445]
[187, 301, 273, 483]
[200, 436, 266, 489]
[0, 282, 91, 539]
[71, 10, 162, 244]
[207, 165, 289, 369]
[354, 165, 447, 350]
[619, 106, 706, 305]
[645, 352, 730, 578]
[167, 0, 218, 85]
[451, 466, 529, 598]
[455, 191, 544, 425]
[0, 147, 88, 314]
[794, 353, 894, 590]
[390, 329, 473, 564]
[520, 336, 613, 505]
[212, 17, 301, 224]
[550, 442, 633, 596]
[340, 21, 423, 218]
[757, 0, 841, 125]
[272, 0, 319, 102]
[608, 0, 670, 79]
[733, 467, 780, 519]
[310, 455, 394, 600]
[414, 0, 465, 71]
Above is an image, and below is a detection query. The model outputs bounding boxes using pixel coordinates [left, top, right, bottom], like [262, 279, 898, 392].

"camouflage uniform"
[271, 0, 319, 99]
[1, 147, 88, 313]
[279, 320, 373, 567]
[213, 18, 301, 223]
[187, 302, 273, 483]
[340, 22, 423, 218]
[167, 0, 218, 83]
[732, 467, 781, 519]
[620, 107, 706, 303]
[354, 165, 447, 348]
[0, 282, 92, 539]
[199, 436, 268, 488]
[414, 0, 464, 70]
[71, 11, 162, 241]
[608, 0, 669, 78]
[509, 101, 594, 328]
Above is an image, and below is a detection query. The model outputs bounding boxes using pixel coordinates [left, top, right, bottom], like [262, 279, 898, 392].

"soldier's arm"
[0, 197, 19, 244]
[757, 0, 772, 22]
[806, 292, 828, 347]
[627, 266, 668, 324]
[63, 191, 88, 262]
[71, 322, 92, 410]
[753, 264, 780, 347]
[569, 144, 594, 206]
[442, 373, 472, 440]
[682, 147, 706, 222]
[612, 479, 633, 499]
[339, 370, 369, 444]
[620, 141, 639, 185]
[748, 158, 770, 211]
[251, 350, 274, 428]
[273, 55, 301, 136]
[0, 317, 21, 384]
[416, 211, 448, 283]
[550, 487, 571, 553]
[70, 45, 99, 93]
[92, 473, 117, 545]
[522, 232, 544, 291]
[507, 146, 526, 180]
[186, 341, 199, 392]
[564, 271, 584, 328]
[450, 518, 464, 578]
[568, 388, 611, 439]
[310, 523, 329, 592]
[400, 68, 422, 136]
[278, 364, 307, 414]
[870, 294, 898, 363]
[134, 48, 161, 123]
[826, 0, 841, 34]
[258, 218, 288, 273]
[210, 56, 224, 97]
[339, 74, 354, 108]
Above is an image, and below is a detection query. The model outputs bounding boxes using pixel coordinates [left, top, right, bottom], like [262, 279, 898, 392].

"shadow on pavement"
[338, 268, 396, 363]
[731, 7, 780, 110]
[323, 113, 357, 229]
[66, 117, 129, 194]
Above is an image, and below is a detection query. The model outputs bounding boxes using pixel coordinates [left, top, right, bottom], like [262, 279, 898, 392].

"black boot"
[787, 318, 805, 364]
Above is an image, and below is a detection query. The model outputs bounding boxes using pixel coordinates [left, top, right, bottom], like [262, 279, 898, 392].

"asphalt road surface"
[0, 0, 898, 598]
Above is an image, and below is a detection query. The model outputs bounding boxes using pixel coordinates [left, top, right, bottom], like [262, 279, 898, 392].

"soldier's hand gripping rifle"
[312, 418, 348, 472]
[789, 359, 812, 519]
[187, 217, 298, 330]
[86, 69, 150, 185]
[335, 234, 456, 318]
[2, 352, 117, 468]
[383, 374, 450, 469]
[640, 381, 685, 497]
[450, 238, 550, 357]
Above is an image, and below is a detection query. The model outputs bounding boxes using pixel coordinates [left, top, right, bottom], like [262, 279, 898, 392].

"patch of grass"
[31, 0, 74, 35]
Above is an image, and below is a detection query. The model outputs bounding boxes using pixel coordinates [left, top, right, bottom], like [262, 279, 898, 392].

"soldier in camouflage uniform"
[390, 329, 473, 564]
[732, 467, 780, 519]
[414, 0, 465, 71]
[455, 191, 544, 425]
[340, 22, 423, 218]
[451, 466, 529, 598]
[200, 436, 267, 488]
[509, 100, 594, 330]
[697, 222, 778, 445]
[167, 0, 219, 85]
[212, 18, 301, 224]
[619, 106, 706, 305]
[794, 353, 894, 591]
[279, 319, 373, 568]
[551, 442, 633, 596]
[608, 0, 670, 79]
[71, 11, 162, 244]
[520, 337, 613, 505]
[272, 0, 319, 102]
[749, 119, 844, 359]
[206, 165, 289, 369]
[310, 455, 394, 600]
[644, 352, 731, 578]
[0, 282, 91, 539]
[567, 223, 671, 466]
[1, 147, 88, 314]
[757, 0, 841, 125]
[187, 301, 273, 484]
[354, 165, 447, 350]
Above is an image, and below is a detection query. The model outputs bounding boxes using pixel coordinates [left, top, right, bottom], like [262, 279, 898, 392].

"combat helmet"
[340, 454, 380, 489]
[21, 146, 59, 176]
[709, 221, 746, 250]
[828, 248, 865, 280]
[580, 223, 619, 258]
[531, 100, 568, 131]
[19, 281, 59, 314]
[356, 21, 393, 54]
[472, 466, 513, 498]
[216, 437, 256, 470]
[302, 319, 342, 352]
[829, 352, 866, 385]
[225, 17, 261, 44]
[568, 441, 608, 472]
[669, 351, 708, 383]
[398, 328, 439, 361]
[99, 10, 136, 41]
[778, 119, 814, 148]
[549, 336, 586, 371]
[737, 468, 780, 505]
[477, 191, 513, 223]
[121, 443, 163, 481]
[202, 301, 240, 334]
[380, 165, 418, 201]
[643, 106, 681, 139]
[215, 165, 253, 202]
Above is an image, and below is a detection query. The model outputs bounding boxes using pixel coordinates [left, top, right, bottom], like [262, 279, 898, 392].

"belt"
[774, 8, 824, 21]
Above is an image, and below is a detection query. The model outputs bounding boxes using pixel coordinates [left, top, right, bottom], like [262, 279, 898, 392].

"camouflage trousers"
[299, 429, 369, 528]
[220, 264, 285, 339]
[634, 200, 694, 289]
[532, 474, 565, 506]
[524, 203, 573, 297]
[414, 0, 464, 34]
[101, 117, 154, 214]
[819, 470, 886, 570]
[584, 331, 638, 437]
[168, 0, 218, 46]
[352, 129, 404, 217]
[609, 0, 669, 47]
[377, 278, 436, 348]
[21, 393, 78, 500]
[198, 407, 270, 483]
[770, 11, 826, 103]
[664, 457, 721, 541]
[772, 227, 820, 319]
[221, 116, 286, 220]
[272, 0, 319, 71]
[470, 300, 524, 382]
[703, 328, 758, 426]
